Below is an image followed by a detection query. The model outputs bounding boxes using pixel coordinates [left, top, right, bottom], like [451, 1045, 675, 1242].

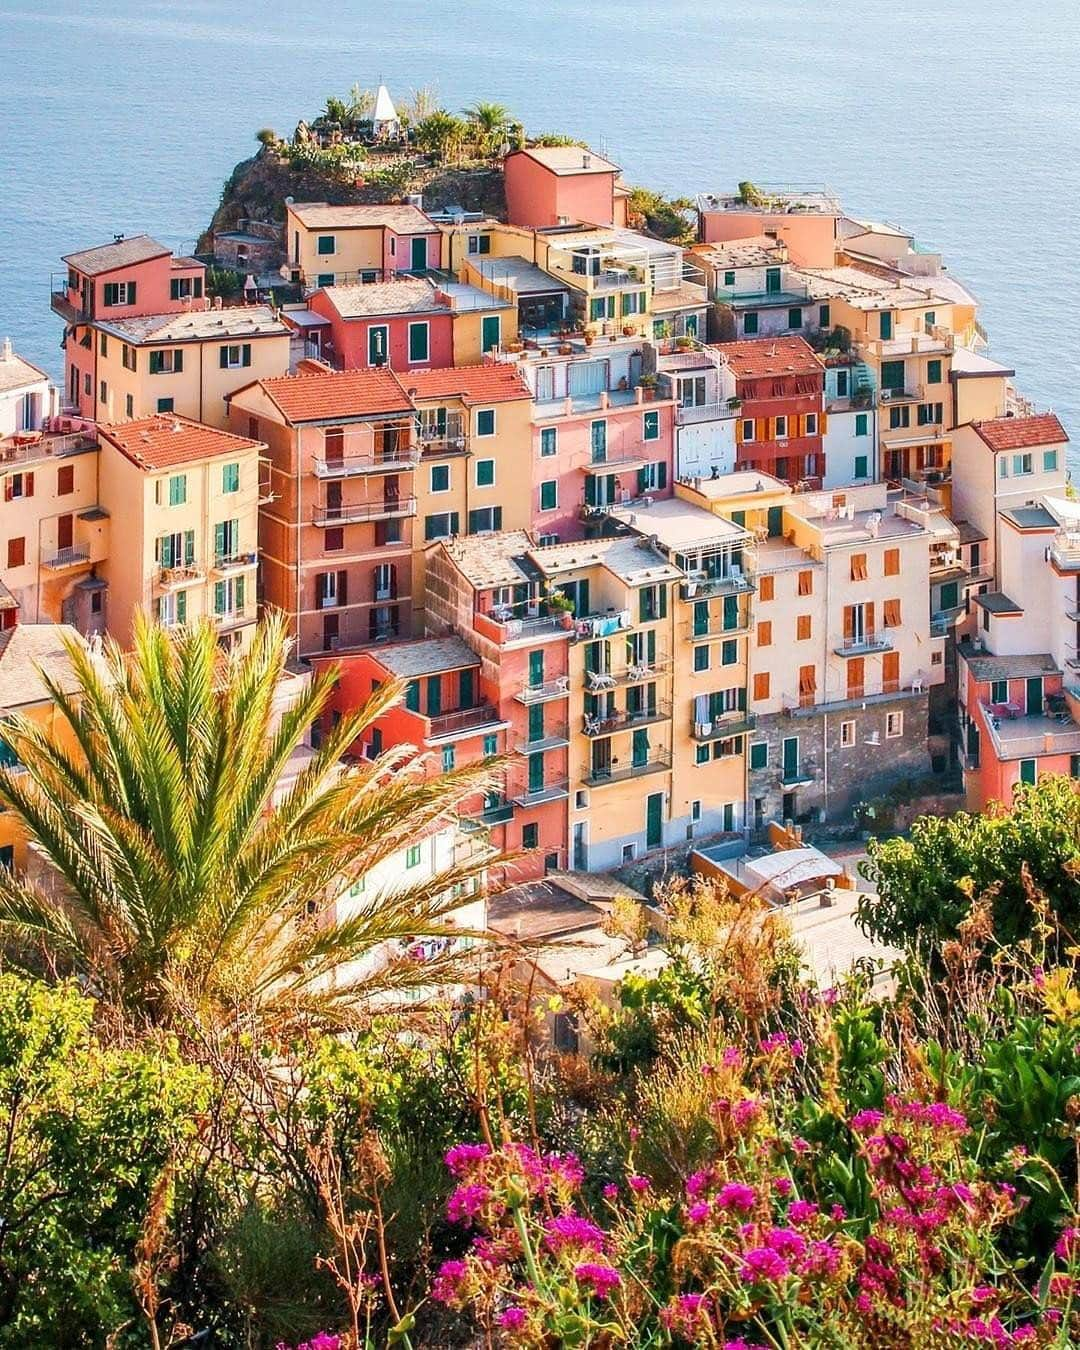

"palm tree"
[415, 110, 467, 165]
[461, 102, 511, 160]
[0, 613, 497, 1035]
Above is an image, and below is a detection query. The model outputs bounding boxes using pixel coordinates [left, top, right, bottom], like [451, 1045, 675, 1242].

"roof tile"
[287, 202, 437, 233]
[98, 414, 263, 472]
[255, 368, 413, 424]
[710, 336, 825, 381]
[401, 364, 531, 406]
[972, 413, 1069, 452]
[62, 234, 171, 276]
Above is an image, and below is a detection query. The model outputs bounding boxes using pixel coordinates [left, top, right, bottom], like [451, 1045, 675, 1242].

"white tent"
[372, 85, 400, 137]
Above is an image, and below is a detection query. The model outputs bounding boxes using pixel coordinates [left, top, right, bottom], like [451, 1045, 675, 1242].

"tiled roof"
[958, 646, 1058, 684]
[100, 305, 285, 344]
[0, 623, 87, 709]
[318, 280, 443, 318]
[0, 348, 48, 395]
[711, 336, 825, 380]
[691, 237, 786, 268]
[255, 368, 413, 424]
[971, 413, 1069, 452]
[487, 879, 605, 939]
[444, 530, 535, 589]
[286, 202, 437, 233]
[402, 364, 531, 405]
[98, 414, 263, 471]
[535, 535, 683, 586]
[62, 234, 170, 276]
[373, 636, 479, 679]
[514, 145, 619, 176]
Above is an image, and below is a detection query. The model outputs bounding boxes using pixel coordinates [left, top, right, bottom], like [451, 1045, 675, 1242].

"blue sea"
[1, 1, 1078, 466]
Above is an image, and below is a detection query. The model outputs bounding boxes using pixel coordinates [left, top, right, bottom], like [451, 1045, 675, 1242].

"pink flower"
[546, 1151, 585, 1188]
[716, 1181, 757, 1213]
[574, 1262, 621, 1298]
[444, 1142, 490, 1177]
[431, 1259, 469, 1304]
[660, 1293, 711, 1336]
[766, 1226, 808, 1261]
[740, 1246, 790, 1283]
[628, 1174, 650, 1193]
[686, 1169, 711, 1198]
[1056, 1226, 1080, 1261]
[791, 1136, 810, 1155]
[830, 1204, 847, 1222]
[499, 1307, 526, 1329]
[602, 1183, 619, 1200]
[822, 986, 839, 1005]
[773, 1176, 793, 1197]
[722, 1046, 743, 1068]
[732, 1098, 763, 1129]
[543, 1213, 607, 1255]
[446, 1183, 491, 1226]
[687, 1201, 711, 1223]
[850, 1109, 884, 1133]
[787, 1199, 819, 1224]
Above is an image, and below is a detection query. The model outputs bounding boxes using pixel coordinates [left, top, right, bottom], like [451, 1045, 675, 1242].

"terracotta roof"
[62, 234, 170, 276]
[317, 280, 443, 318]
[98, 414, 263, 471]
[971, 413, 1069, 452]
[0, 623, 87, 709]
[403, 364, 531, 406]
[254, 368, 412, 424]
[710, 336, 825, 381]
[286, 202, 437, 233]
[514, 145, 620, 176]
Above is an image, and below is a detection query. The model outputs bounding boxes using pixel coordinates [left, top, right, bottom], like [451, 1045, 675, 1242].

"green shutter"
[219, 346, 229, 369]
[528, 651, 544, 687]
[528, 703, 544, 742]
[658, 583, 667, 619]
[493, 505, 502, 530]
[235, 575, 245, 609]
[174, 349, 183, 373]
[184, 530, 195, 565]
[214, 580, 226, 615]
[176, 590, 186, 623]
[638, 588, 648, 623]
[241, 344, 252, 367]
[750, 741, 768, 770]
[723, 594, 738, 629]
[927, 359, 942, 384]
[481, 315, 500, 352]
[214, 522, 225, 560]
[405, 680, 420, 712]
[468, 510, 480, 534]
[450, 511, 459, 535]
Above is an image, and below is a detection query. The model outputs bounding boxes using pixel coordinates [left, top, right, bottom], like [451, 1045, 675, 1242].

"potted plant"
[622, 324, 636, 337]
[639, 373, 658, 402]
[546, 589, 575, 629]
[675, 335, 693, 350]
[727, 396, 742, 410]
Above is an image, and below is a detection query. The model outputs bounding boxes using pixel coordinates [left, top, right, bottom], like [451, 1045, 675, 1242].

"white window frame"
[427, 512, 454, 540]
[475, 458, 495, 488]
[475, 407, 496, 437]
[840, 719, 855, 747]
[804, 412, 818, 435]
[222, 344, 245, 370]
[1012, 452, 1033, 476]
[885, 711, 904, 739]
[741, 418, 755, 443]
[407, 321, 430, 365]
[774, 415, 788, 439]
[539, 426, 557, 457]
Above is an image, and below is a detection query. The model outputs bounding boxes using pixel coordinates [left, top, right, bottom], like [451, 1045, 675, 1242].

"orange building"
[504, 146, 624, 230]
[716, 337, 826, 486]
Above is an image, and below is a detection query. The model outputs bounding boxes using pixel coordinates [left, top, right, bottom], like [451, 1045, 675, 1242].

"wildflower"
[822, 986, 839, 1005]
[444, 1142, 490, 1177]
[970, 1286, 996, 1305]
[850, 1108, 884, 1133]
[773, 1176, 793, 1197]
[1049, 1273, 1075, 1300]
[1056, 1226, 1080, 1261]
[766, 1226, 808, 1261]
[686, 1169, 712, 1198]
[543, 1213, 607, 1255]
[722, 1046, 743, 1068]
[546, 1151, 585, 1189]
[715, 1181, 757, 1213]
[787, 1199, 819, 1225]
[431, 1259, 469, 1304]
[602, 1183, 619, 1200]
[499, 1307, 527, 1329]
[628, 1174, 650, 1193]
[740, 1246, 790, 1283]
[790, 1135, 810, 1155]
[687, 1201, 711, 1223]
[830, 1204, 847, 1222]
[660, 1293, 711, 1336]
[447, 1183, 491, 1226]
[732, 1098, 763, 1129]
[574, 1262, 621, 1297]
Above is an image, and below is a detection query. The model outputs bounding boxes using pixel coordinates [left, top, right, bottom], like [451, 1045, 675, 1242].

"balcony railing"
[833, 632, 893, 656]
[515, 723, 570, 753]
[691, 712, 756, 742]
[474, 610, 570, 646]
[582, 703, 671, 737]
[212, 550, 258, 575]
[511, 777, 570, 807]
[479, 799, 514, 825]
[583, 750, 671, 787]
[158, 564, 205, 589]
[686, 614, 752, 640]
[676, 401, 738, 425]
[41, 545, 91, 570]
[681, 571, 754, 600]
[427, 704, 503, 739]
[312, 496, 417, 526]
[313, 447, 420, 478]
[213, 608, 254, 633]
[1050, 530, 1080, 571]
[583, 655, 671, 692]
[879, 385, 924, 406]
[514, 677, 571, 704]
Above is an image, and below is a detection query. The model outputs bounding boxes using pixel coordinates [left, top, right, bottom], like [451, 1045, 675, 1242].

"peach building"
[96, 415, 264, 647]
[285, 202, 444, 289]
[504, 146, 623, 230]
[695, 188, 842, 269]
[229, 366, 418, 656]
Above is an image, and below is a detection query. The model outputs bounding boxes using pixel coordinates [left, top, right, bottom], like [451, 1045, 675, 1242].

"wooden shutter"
[866, 601, 875, 635]
[818, 411, 827, 435]
[25, 473, 33, 498]
[843, 606, 854, 640]
[797, 614, 811, 640]
[884, 548, 900, 576]
[799, 665, 816, 694]
[883, 651, 900, 690]
[753, 673, 770, 701]
[846, 658, 863, 696]
[337, 570, 348, 605]
[759, 574, 774, 601]
[884, 599, 901, 627]
[757, 620, 771, 646]
[219, 346, 229, 368]
[756, 418, 767, 442]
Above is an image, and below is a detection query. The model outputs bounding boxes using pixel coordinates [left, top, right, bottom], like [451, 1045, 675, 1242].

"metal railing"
[582, 703, 672, 737]
[512, 777, 570, 806]
[41, 545, 90, 570]
[583, 751, 671, 787]
[313, 448, 420, 477]
[212, 551, 258, 574]
[312, 496, 417, 525]
[834, 632, 893, 655]
[157, 564, 204, 589]
[427, 705, 502, 738]
[514, 677, 571, 704]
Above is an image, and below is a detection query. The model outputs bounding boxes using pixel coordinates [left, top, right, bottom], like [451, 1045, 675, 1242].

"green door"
[646, 792, 663, 849]
[528, 650, 544, 687]
[723, 594, 739, 630]
[426, 677, 442, 717]
[528, 751, 544, 793]
[939, 581, 959, 611]
[782, 736, 799, 780]
[693, 600, 709, 637]
[458, 667, 474, 709]
[528, 703, 545, 743]
[765, 267, 781, 295]
[410, 236, 428, 272]
[481, 314, 500, 353]
[632, 729, 649, 767]
[767, 505, 784, 538]
[1026, 677, 1043, 715]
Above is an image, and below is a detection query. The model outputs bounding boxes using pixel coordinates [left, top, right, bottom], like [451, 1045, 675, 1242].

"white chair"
[911, 674, 925, 694]
[555, 675, 570, 692]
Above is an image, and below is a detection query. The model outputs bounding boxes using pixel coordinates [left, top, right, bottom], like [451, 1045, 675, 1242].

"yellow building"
[0, 623, 89, 869]
[96, 415, 265, 647]
[92, 306, 290, 429]
[285, 202, 445, 288]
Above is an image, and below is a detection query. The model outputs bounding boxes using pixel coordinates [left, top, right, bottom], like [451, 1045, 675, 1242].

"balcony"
[681, 571, 754, 600]
[582, 703, 671, 737]
[313, 447, 420, 478]
[583, 749, 671, 787]
[417, 417, 468, 458]
[211, 550, 258, 576]
[779, 764, 819, 787]
[676, 401, 738, 426]
[50, 279, 88, 324]
[833, 632, 893, 657]
[474, 610, 571, 646]
[312, 496, 417, 526]
[515, 723, 570, 753]
[1050, 529, 1080, 572]
[979, 703, 1080, 761]
[158, 564, 205, 590]
[784, 681, 928, 717]
[583, 656, 670, 692]
[580, 452, 651, 475]
[214, 608, 255, 633]
[573, 608, 633, 639]
[427, 704, 504, 742]
[480, 798, 515, 825]
[41, 544, 91, 571]
[514, 677, 571, 704]
[879, 385, 924, 407]
[686, 615, 752, 640]
[691, 712, 756, 742]
[512, 777, 570, 807]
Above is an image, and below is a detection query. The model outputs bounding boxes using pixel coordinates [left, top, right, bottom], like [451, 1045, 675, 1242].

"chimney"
[582, 153, 591, 169]
[213, 295, 224, 310]
[0, 338, 11, 362]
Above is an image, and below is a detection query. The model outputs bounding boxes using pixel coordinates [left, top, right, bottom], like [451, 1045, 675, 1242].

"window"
[482, 733, 498, 756]
[850, 553, 868, 581]
[6, 472, 32, 500]
[799, 665, 816, 700]
[765, 267, 782, 293]
[917, 402, 944, 426]
[643, 410, 660, 441]
[797, 570, 813, 596]
[723, 270, 736, 287]
[880, 359, 905, 393]
[168, 474, 187, 506]
[590, 296, 616, 321]
[804, 412, 818, 436]
[99, 332, 108, 357]
[467, 234, 492, 255]
[998, 457, 1009, 479]
[757, 620, 772, 646]
[840, 719, 856, 747]
[406, 844, 422, 868]
[476, 408, 495, 437]
[884, 547, 900, 576]
[743, 312, 759, 336]
[889, 405, 910, 429]
[219, 343, 252, 369]
[442, 746, 456, 773]
[1044, 449, 1059, 472]
[753, 672, 770, 701]
[430, 463, 450, 493]
[121, 343, 136, 371]
[170, 275, 203, 301]
[880, 311, 893, 340]
[855, 413, 869, 437]
[57, 464, 74, 495]
[693, 646, 710, 672]
[695, 744, 709, 765]
[620, 291, 646, 316]
[84, 373, 91, 396]
[424, 511, 459, 541]
[749, 741, 768, 771]
[222, 462, 240, 493]
[1018, 758, 1037, 786]
[126, 394, 135, 417]
[102, 281, 136, 306]
[819, 303, 831, 328]
[740, 419, 755, 442]
[1013, 453, 1033, 476]
[590, 420, 607, 462]
[540, 480, 557, 511]
[883, 598, 902, 627]
[99, 381, 107, 405]
[467, 506, 502, 534]
[6, 538, 24, 568]
[774, 416, 788, 439]
[149, 349, 183, 374]
[157, 398, 174, 414]
[475, 459, 495, 487]
[796, 614, 811, 640]
[324, 528, 344, 551]
[927, 358, 942, 385]
[721, 640, 737, 665]
[854, 454, 868, 478]
[539, 426, 557, 457]
[213, 518, 239, 564]
[316, 274, 334, 289]
[522, 822, 539, 850]
[885, 711, 904, 739]
[315, 234, 337, 256]
[788, 307, 803, 330]
[759, 574, 774, 601]
[538, 533, 559, 546]
[989, 679, 1009, 705]
[408, 322, 430, 363]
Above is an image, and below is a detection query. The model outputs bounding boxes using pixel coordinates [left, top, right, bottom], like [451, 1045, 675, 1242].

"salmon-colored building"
[308, 280, 456, 372]
[504, 146, 623, 230]
[696, 188, 841, 269]
[716, 337, 826, 487]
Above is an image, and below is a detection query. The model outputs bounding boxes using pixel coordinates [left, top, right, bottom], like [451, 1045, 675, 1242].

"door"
[410, 236, 427, 272]
[782, 736, 799, 782]
[368, 325, 388, 366]
[693, 600, 709, 637]
[528, 751, 544, 793]
[723, 594, 739, 630]
[939, 580, 959, 610]
[1026, 677, 1043, 715]
[458, 667, 475, 709]
[57, 513, 73, 551]
[481, 315, 501, 353]
[767, 505, 783, 538]
[528, 703, 545, 743]
[591, 739, 612, 780]
[572, 822, 588, 870]
[646, 792, 663, 849]
[528, 650, 544, 688]
[632, 728, 649, 767]
[765, 267, 781, 295]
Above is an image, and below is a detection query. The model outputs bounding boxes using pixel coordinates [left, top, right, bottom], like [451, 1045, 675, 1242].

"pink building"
[504, 146, 623, 229]
[51, 235, 206, 418]
[696, 190, 841, 269]
[532, 391, 676, 543]
[307, 280, 455, 371]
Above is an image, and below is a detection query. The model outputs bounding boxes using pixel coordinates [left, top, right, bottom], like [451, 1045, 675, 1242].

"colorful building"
[285, 202, 444, 289]
[695, 188, 842, 269]
[96, 414, 264, 646]
[504, 146, 624, 230]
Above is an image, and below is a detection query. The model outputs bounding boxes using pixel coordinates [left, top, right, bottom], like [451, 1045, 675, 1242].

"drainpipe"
[296, 428, 303, 652]
[198, 341, 205, 423]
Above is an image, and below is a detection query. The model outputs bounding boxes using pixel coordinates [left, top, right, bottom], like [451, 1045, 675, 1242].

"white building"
[821, 359, 878, 488]
[658, 347, 738, 481]
[0, 339, 56, 438]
